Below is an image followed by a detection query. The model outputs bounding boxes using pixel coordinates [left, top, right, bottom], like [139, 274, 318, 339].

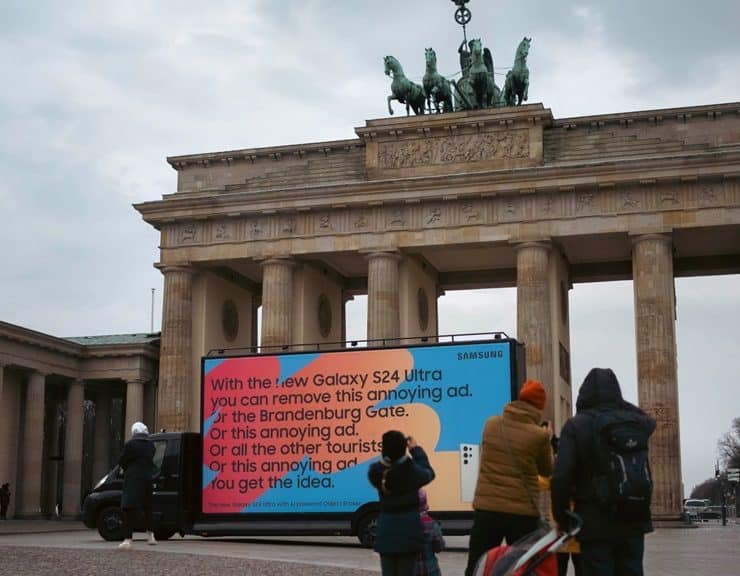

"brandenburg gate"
[135, 101, 740, 519]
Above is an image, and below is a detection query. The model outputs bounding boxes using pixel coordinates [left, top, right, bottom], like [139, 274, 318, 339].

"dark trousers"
[122, 507, 152, 539]
[379, 552, 418, 576]
[557, 552, 583, 576]
[464, 509, 540, 576]
[580, 535, 644, 576]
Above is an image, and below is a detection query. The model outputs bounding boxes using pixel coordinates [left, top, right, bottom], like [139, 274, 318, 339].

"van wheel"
[153, 530, 176, 541]
[97, 506, 125, 541]
[356, 511, 378, 548]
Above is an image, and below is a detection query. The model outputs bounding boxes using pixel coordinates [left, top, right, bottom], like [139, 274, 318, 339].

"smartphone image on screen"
[459, 443, 480, 502]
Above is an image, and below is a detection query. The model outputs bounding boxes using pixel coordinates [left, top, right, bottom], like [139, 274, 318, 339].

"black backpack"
[591, 410, 653, 522]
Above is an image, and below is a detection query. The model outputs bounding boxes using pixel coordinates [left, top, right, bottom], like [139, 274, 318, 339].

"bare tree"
[690, 478, 722, 504]
[718, 417, 740, 469]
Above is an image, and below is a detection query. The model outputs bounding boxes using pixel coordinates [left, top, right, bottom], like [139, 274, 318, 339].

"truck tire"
[356, 511, 378, 548]
[97, 505, 125, 541]
[153, 530, 176, 541]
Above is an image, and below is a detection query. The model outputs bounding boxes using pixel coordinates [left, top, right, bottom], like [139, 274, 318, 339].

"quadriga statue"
[383, 55, 426, 116]
[502, 37, 531, 107]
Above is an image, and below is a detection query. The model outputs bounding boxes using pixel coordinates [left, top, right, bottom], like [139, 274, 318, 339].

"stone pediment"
[356, 103, 552, 179]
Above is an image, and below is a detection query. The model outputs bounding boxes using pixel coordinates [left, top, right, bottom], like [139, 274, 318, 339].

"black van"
[82, 432, 201, 541]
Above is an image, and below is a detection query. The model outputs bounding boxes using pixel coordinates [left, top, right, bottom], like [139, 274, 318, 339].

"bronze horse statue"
[384, 55, 425, 116]
[502, 37, 531, 106]
[422, 48, 453, 113]
[467, 38, 500, 109]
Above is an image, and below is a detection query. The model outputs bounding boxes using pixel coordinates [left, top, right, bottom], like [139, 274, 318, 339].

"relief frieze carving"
[622, 191, 640, 209]
[538, 195, 555, 218]
[353, 212, 369, 229]
[387, 207, 406, 227]
[576, 191, 595, 213]
[660, 191, 680, 205]
[280, 216, 296, 234]
[699, 185, 718, 206]
[179, 223, 197, 243]
[249, 219, 264, 238]
[319, 213, 332, 230]
[214, 222, 232, 240]
[377, 130, 529, 169]
[461, 202, 481, 222]
[425, 207, 443, 226]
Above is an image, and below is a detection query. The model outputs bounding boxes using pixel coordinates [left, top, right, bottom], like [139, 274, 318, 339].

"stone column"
[92, 389, 111, 481]
[0, 363, 8, 503]
[62, 380, 84, 516]
[260, 258, 295, 349]
[632, 233, 682, 518]
[158, 266, 193, 432]
[366, 251, 401, 343]
[516, 242, 554, 422]
[20, 371, 46, 517]
[124, 379, 145, 439]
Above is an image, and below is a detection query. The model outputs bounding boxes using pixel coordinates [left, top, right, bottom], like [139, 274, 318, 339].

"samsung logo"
[457, 350, 504, 360]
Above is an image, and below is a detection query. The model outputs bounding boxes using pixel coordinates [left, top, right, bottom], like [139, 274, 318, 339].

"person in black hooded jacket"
[117, 421, 156, 549]
[551, 368, 656, 576]
[368, 430, 435, 576]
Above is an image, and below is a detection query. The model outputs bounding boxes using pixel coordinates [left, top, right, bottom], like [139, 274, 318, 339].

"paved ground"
[1, 519, 739, 575]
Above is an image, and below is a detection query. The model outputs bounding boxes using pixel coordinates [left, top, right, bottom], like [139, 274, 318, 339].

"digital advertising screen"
[201, 340, 516, 515]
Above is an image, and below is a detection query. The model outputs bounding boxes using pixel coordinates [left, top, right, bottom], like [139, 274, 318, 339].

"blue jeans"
[580, 535, 644, 576]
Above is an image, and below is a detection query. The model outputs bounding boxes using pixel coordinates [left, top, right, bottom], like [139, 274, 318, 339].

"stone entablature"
[148, 170, 739, 268]
[160, 173, 738, 234]
[134, 101, 740, 285]
[167, 138, 366, 195]
[546, 103, 740, 164]
[0, 321, 159, 381]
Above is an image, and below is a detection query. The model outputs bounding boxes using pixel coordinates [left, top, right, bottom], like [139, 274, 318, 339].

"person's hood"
[503, 399, 542, 424]
[576, 367, 624, 411]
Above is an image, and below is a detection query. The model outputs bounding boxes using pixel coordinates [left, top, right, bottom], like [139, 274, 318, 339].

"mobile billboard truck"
[83, 337, 524, 544]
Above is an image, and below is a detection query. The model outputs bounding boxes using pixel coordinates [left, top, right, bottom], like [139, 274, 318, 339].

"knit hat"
[131, 421, 149, 436]
[381, 430, 408, 463]
[418, 489, 429, 512]
[519, 379, 546, 410]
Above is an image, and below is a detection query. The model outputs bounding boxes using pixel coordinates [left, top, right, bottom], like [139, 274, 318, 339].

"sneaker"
[118, 538, 132, 549]
[147, 531, 156, 545]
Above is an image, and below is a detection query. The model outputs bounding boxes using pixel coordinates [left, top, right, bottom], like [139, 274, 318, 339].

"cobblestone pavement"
[1, 546, 375, 576]
[1, 519, 739, 575]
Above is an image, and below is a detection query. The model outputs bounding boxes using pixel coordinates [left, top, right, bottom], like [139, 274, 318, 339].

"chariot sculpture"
[382, 1, 531, 115]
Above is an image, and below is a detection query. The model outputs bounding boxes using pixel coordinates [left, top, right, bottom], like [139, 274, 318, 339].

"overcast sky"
[1, 0, 738, 493]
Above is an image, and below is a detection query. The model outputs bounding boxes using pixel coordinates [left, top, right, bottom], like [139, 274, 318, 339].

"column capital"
[155, 263, 195, 275]
[260, 256, 296, 269]
[630, 232, 673, 247]
[125, 378, 147, 386]
[363, 249, 402, 263]
[512, 240, 552, 252]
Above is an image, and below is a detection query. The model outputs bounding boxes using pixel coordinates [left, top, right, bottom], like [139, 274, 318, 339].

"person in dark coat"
[0, 483, 10, 519]
[117, 421, 156, 549]
[551, 368, 656, 576]
[368, 430, 435, 576]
